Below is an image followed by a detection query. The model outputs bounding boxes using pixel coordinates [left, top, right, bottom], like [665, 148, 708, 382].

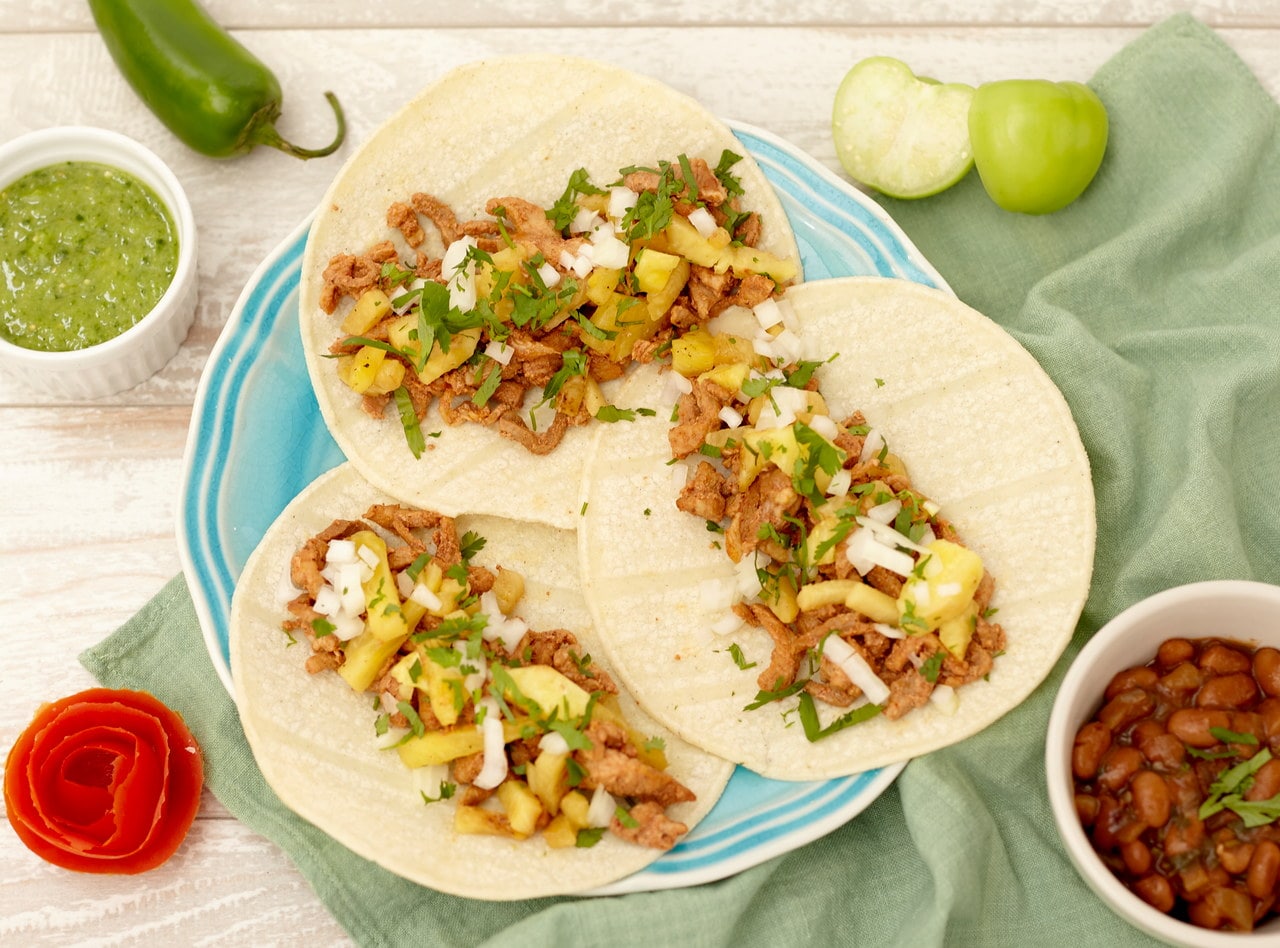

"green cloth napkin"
[82, 13, 1280, 947]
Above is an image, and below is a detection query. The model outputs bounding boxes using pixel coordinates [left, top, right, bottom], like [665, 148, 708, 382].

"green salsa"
[0, 161, 179, 352]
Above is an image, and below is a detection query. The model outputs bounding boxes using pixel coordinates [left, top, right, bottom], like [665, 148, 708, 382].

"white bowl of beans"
[1047, 580, 1280, 946]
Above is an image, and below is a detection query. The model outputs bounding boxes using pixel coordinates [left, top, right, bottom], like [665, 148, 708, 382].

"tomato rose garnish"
[4, 688, 203, 873]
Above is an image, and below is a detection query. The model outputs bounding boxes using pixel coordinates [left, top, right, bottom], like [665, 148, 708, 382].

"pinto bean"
[1196, 673, 1260, 710]
[1075, 793, 1100, 827]
[1192, 886, 1254, 932]
[1168, 708, 1233, 747]
[1199, 643, 1253, 675]
[1259, 699, 1280, 742]
[1104, 666, 1158, 701]
[1097, 746, 1145, 793]
[1130, 770, 1172, 829]
[1157, 638, 1196, 669]
[1217, 839, 1256, 875]
[1139, 733, 1186, 771]
[1165, 817, 1207, 859]
[1156, 662, 1204, 699]
[1098, 688, 1156, 732]
[1245, 759, 1280, 803]
[1256, 648, 1280, 698]
[1121, 839, 1153, 875]
[1072, 721, 1112, 780]
[1248, 841, 1280, 899]
[1133, 874, 1175, 913]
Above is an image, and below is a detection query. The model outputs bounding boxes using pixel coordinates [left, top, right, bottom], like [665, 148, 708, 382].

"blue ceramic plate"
[177, 122, 950, 894]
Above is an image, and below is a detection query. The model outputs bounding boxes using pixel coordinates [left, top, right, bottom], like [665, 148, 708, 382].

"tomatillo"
[968, 79, 1109, 215]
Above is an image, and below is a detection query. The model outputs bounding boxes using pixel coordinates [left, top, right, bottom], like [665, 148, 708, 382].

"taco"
[229, 463, 733, 899]
[577, 276, 1095, 780]
[298, 56, 801, 530]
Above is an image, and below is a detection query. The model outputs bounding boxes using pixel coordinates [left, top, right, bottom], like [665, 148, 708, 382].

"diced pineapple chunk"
[497, 780, 544, 837]
[340, 345, 387, 394]
[671, 330, 716, 377]
[503, 665, 592, 719]
[525, 750, 569, 815]
[491, 567, 525, 615]
[844, 583, 901, 625]
[396, 718, 527, 768]
[796, 579, 863, 612]
[712, 244, 799, 283]
[341, 288, 392, 335]
[739, 426, 802, 490]
[898, 539, 985, 633]
[633, 248, 682, 294]
[454, 805, 523, 839]
[699, 361, 749, 395]
[643, 257, 690, 321]
[542, 813, 579, 849]
[761, 569, 799, 624]
[939, 601, 979, 659]
[349, 531, 408, 643]
[337, 629, 406, 693]
[584, 267, 622, 305]
[559, 790, 591, 828]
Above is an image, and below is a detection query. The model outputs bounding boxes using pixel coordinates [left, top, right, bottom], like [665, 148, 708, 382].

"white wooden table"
[2, 3, 1277, 943]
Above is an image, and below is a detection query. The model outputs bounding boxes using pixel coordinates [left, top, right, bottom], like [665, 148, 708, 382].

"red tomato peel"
[4, 688, 203, 873]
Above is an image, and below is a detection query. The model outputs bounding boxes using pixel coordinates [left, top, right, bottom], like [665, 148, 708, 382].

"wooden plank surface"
[1, 8, 1277, 945]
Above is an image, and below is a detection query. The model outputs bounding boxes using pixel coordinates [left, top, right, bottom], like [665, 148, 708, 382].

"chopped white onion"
[337, 564, 365, 614]
[313, 585, 341, 616]
[922, 500, 940, 517]
[826, 468, 852, 498]
[699, 578, 737, 612]
[608, 186, 638, 223]
[479, 590, 505, 623]
[822, 636, 891, 705]
[854, 516, 933, 555]
[375, 725, 410, 751]
[441, 235, 479, 312]
[718, 405, 744, 428]
[752, 298, 783, 330]
[331, 613, 364, 641]
[777, 297, 800, 334]
[771, 329, 804, 364]
[395, 570, 414, 599]
[859, 428, 886, 464]
[409, 582, 442, 613]
[275, 566, 301, 605]
[570, 207, 602, 234]
[866, 498, 902, 525]
[661, 369, 693, 407]
[357, 545, 380, 570]
[411, 763, 452, 794]
[540, 732, 571, 756]
[707, 305, 760, 341]
[326, 539, 357, 564]
[844, 527, 916, 577]
[930, 684, 959, 715]
[392, 278, 427, 315]
[736, 555, 764, 598]
[472, 699, 508, 790]
[935, 582, 962, 597]
[537, 261, 561, 288]
[873, 622, 905, 640]
[380, 691, 400, 714]
[586, 785, 616, 828]
[754, 385, 809, 430]
[810, 419, 840, 448]
[495, 616, 528, 654]
[687, 205, 717, 238]
[456, 640, 486, 692]
[485, 339, 514, 366]
[711, 611, 744, 637]
[670, 462, 689, 491]
[589, 227, 630, 269]
[752, 333, 778, 361]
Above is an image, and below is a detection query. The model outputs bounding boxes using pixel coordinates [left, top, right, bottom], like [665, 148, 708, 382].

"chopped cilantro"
[614, 804, 639, 829]
[798, 693, 883, 742]
[920, 651, 945, 683]
[472, 361, 504, 408]
[727, 643, 757, 670]
[397, 700, 426, 738]
[311, 617, 335, 638]
[575, 826, 605, 848]
[393, 386, 426, 459]
[420, 782, 457, 804]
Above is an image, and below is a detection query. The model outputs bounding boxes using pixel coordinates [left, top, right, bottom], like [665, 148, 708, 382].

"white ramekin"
[0, 126, 198, 398]
[1046, 580, 1280, 947]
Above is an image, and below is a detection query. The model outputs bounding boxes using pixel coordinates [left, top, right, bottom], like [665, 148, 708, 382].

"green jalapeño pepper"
[88, 0, 346, 160]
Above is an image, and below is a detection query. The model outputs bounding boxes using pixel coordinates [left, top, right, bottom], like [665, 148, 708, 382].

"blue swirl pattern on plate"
[177, 122, 951, 894]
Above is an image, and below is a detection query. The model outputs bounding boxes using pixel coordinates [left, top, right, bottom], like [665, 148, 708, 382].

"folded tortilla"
[298, 55, 800, 530]
[577, 277, 1096, 779]
[230, 462, 733, 899]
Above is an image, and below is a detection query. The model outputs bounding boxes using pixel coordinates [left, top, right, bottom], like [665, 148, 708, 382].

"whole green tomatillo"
[967, 79, 1109, 215]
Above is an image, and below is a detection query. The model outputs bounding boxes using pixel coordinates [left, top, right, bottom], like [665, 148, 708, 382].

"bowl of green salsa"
[0, 126, 197, 397]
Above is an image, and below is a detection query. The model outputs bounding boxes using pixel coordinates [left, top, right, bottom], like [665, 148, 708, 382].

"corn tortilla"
[230, 462, 733, 899]
[577, 276, 1095, 780]
[299, 56, 800, 530]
